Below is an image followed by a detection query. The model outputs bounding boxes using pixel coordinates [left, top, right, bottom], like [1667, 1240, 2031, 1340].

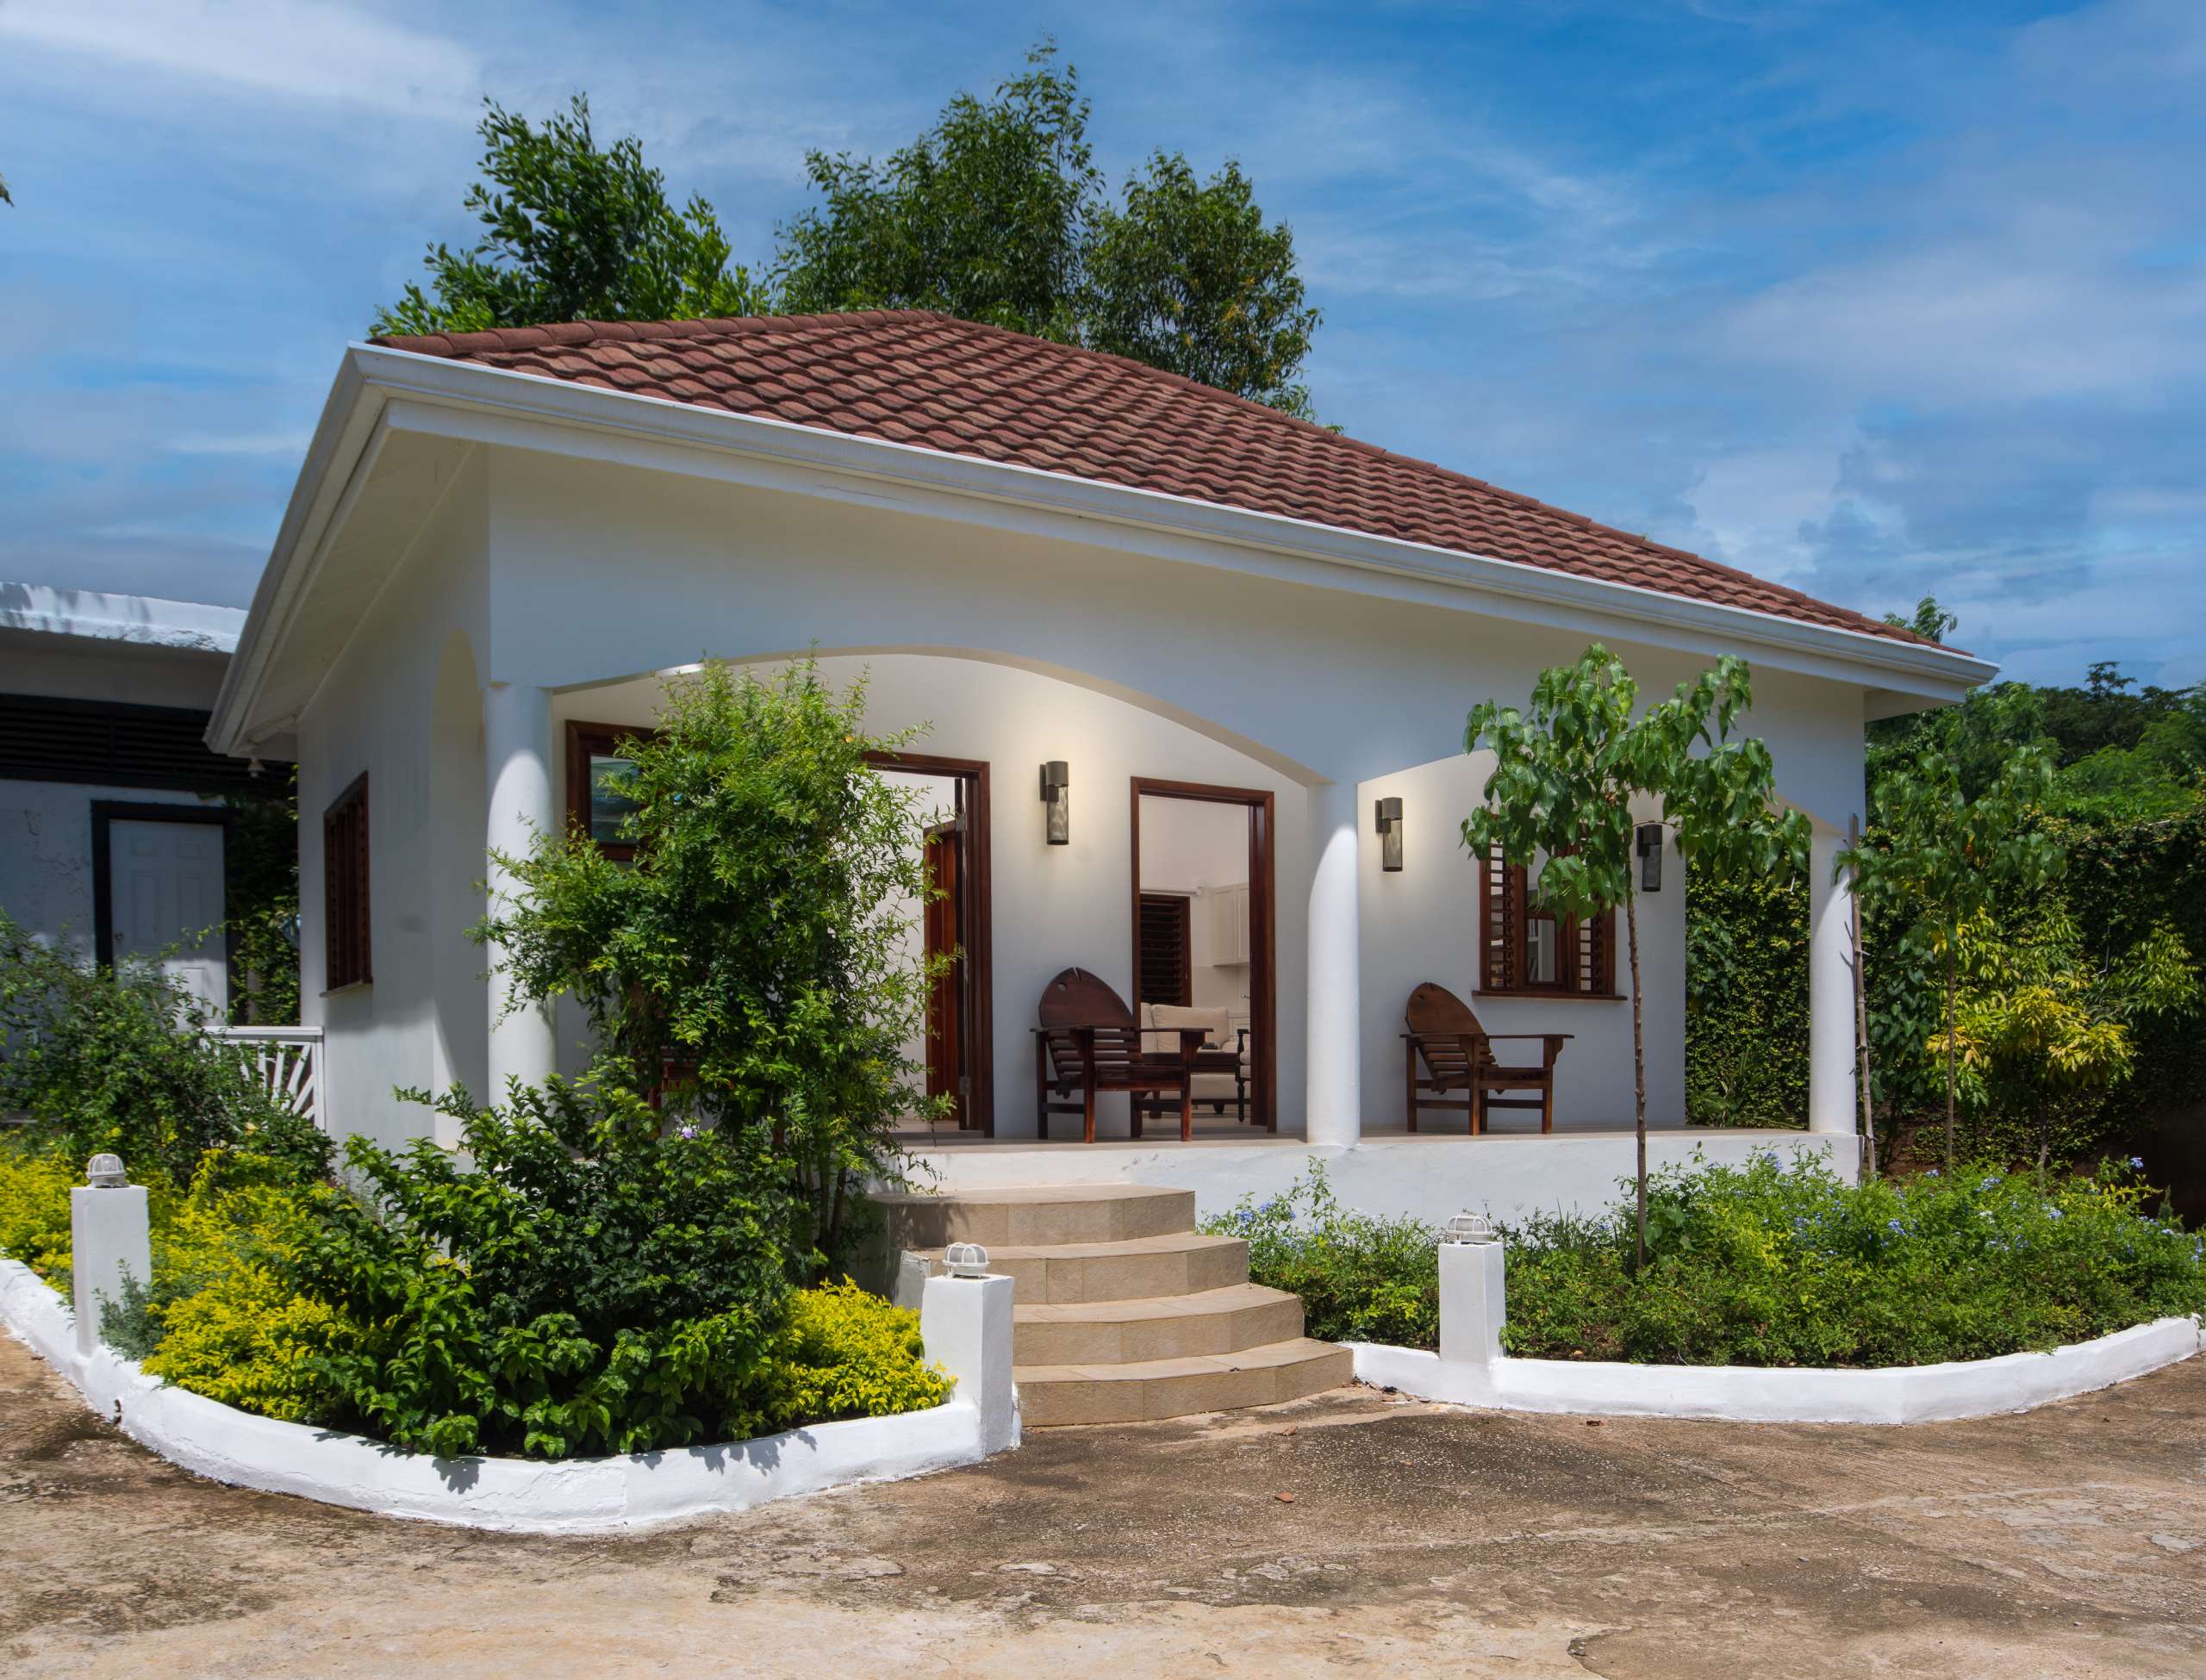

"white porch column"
[1806, 827, 1856, 1139]
[484, 680, 558, 1096]
[1305, 779, 1362, 1148]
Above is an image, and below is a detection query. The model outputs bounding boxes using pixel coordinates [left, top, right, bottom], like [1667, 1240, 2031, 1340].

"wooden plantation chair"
[1032, 968, 1205, 1142]
[1402, 981, 1570, 1135]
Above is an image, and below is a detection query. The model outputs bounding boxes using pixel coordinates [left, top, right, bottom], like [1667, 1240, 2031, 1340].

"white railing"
[209, 1025, 324, 1130]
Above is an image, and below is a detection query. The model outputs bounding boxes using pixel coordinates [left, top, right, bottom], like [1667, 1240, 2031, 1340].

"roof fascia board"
[208, 357, 392, 756]
[356, 345, 1995, 699]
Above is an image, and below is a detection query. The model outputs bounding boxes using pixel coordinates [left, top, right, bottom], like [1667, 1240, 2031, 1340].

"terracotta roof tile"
[370, 310, 1927, 647]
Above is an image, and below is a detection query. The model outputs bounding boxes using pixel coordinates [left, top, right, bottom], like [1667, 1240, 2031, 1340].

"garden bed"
[1, 1257, 1001, 1534]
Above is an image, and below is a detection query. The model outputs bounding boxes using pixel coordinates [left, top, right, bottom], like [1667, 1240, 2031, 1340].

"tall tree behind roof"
[373, 96, 768, 337]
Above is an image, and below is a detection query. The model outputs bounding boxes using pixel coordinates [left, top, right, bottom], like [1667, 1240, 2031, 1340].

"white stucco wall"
[280, 435, 1876, 1179]
[552, 655, 1310, 1138]
[1140, 793, 1256, 1014]
[1356, 753, 1687, 1132]
[294, 452, 492, 1155]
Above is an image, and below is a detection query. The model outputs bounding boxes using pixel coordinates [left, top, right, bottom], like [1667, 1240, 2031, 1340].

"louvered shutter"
[1477, 848, 1524, 992]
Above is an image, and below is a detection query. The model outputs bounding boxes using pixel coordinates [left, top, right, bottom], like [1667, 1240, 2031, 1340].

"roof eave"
[216, 343, 1995, 749]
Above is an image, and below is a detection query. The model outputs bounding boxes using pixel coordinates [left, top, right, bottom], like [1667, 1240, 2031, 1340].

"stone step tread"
[911, 1231, 1241, 1263]
[875, 1185, 1185, 1207]
[1015, 1337, 1347, 1384]
[1015, 1284, 1299, 1325]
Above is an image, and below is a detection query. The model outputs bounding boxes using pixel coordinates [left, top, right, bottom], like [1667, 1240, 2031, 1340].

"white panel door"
[109, 818, 227, 1015]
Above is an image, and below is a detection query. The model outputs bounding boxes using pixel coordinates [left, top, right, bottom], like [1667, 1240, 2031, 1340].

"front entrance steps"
[876, 1183, 1352, 1428]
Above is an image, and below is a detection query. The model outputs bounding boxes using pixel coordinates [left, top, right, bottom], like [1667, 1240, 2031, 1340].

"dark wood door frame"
[90, 799, 239, 997]
[869, 750, 994, 1136]
[1130, 778, 1278, 1132]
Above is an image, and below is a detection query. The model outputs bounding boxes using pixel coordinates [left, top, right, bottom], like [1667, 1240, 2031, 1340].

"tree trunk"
[1849, 820, 1876, 1179]
[1624, 887, 1648, 1269]
[1943, 947, 1959, 1173]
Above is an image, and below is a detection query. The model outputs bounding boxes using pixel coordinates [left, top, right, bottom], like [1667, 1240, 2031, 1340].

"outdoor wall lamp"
[1039, 761, 1070, 845]
[1374, 796, 1404, 872]
[1636, 822, 1665, 892]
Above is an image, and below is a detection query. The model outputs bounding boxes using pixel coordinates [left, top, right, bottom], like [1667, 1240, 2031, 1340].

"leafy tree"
[1841, 749, 2065, 1173]
[776, 47, 1097, 343]
[776, 45, 1321, 414]
[477, 658, 944, 1272]
[1464, 646, 1809, 1263]
[1084, 152, 1320, 418]
[375, 96, 768, 337]
[1937, 909, 2197, 1176]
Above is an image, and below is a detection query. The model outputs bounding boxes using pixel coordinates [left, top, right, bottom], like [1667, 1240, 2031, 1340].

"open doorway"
[1131, 779, 1276, 1132]
[873, 752, 994, 1136]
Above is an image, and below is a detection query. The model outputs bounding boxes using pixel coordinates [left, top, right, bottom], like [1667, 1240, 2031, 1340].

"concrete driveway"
[3, 1333, 2201, 1677]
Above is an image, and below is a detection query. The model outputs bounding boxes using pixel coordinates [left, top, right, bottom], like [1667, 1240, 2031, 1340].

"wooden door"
[109, 816, 227, 1013]
[923, 822, 968, 1125]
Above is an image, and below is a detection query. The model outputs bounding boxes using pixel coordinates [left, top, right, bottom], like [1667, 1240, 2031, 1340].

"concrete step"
[1013, 1284, 1306, 1366]
[1015, 1338, 1355, 1428]
[907, 1230, 1249, 1304]
[876, 1184, 1195, 1251]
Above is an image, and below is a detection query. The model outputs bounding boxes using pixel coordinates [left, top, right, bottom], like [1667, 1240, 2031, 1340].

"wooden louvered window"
[322, 774, 371, 991]
[1476, 847, 1615, 998]
[1137, 893, 1192, 1007]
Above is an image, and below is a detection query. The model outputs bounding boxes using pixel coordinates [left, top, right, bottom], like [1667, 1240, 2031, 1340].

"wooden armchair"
[1033, 968, 1206, 1142]
[1402, 981, 1569, 1135]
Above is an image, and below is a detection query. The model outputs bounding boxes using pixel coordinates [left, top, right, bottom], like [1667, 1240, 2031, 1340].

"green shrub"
[282, 1066, 799, 1459]
[1201, 1163, 1440, 1347]
[0, 914, 330, 1184]
[0, 1140, 84, 1284]
[743, 1279, 950, 1432]
[1223, 1156, 2205, 1368]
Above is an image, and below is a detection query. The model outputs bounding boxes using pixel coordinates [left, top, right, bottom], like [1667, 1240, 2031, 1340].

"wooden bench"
[1402, 980, 1569, 1134]
[1033, 968, 1206, 1142]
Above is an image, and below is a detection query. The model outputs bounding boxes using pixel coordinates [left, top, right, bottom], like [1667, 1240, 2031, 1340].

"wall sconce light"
[1636, 822, 1664, 892]
[1374, 796, 1404, 872]
[1039, 761, 1070, 845]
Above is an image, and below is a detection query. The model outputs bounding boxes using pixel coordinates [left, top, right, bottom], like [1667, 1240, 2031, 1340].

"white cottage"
[207, 311, 1991, 1224]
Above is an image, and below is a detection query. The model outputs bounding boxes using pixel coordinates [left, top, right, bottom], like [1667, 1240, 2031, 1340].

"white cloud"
[0, 0, 482, 118]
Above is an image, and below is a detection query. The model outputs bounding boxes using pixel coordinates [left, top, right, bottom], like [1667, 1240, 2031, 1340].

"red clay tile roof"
[371, 311, 1923, 647]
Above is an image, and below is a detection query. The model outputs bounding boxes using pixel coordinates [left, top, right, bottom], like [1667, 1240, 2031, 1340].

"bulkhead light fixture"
[1636, 822, 1665, 892]
[1040, 761, 1070, 845]
[1374, 796, 1404, 872]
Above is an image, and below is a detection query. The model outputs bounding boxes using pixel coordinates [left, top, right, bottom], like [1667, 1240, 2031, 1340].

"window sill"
[320, 980, 373, 999]
[1474, 990, 1623, 1004]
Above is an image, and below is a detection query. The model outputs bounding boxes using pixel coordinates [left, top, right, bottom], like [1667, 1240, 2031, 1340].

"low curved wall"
[1351, 1315, 2203, 1424]
[1, 1260, 1005, 1534]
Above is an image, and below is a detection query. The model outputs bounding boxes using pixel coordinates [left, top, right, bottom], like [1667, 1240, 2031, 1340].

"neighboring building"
[207, 312, 1994, 1217]
[1, 584, 267, 1014]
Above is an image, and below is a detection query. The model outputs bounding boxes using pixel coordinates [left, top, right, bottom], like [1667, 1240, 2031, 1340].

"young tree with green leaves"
[476, 658, 946, 1272]
[374, 96, 768, 337]
[1839, 748, 2065, 1173]
[1465, 647, 1810, 1264]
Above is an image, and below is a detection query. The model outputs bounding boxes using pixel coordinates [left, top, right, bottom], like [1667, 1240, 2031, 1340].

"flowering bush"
[1201, 1164, 1439, 1347]
[1219, 1154, 2204, 1368]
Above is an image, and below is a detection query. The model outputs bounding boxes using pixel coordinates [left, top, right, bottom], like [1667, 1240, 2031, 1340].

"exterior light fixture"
[1374, 796, 1404, 873]
[1039, 761, 1070, 845]
[944, 1241, 991, 1278]
[86, 1153, 128, 1188]
[1441, 1211, 1496, 1246]
[1636, 822, 1665, 892]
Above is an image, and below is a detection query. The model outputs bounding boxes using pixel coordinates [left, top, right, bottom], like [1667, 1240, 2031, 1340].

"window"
[322, 774, 371, 990]
[565, 721, 656, 862]
[1477, 847, 1616, 997]
[1137, 893, 1193, 1007]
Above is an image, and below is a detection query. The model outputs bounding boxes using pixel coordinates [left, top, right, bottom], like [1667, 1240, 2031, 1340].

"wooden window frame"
[1475, 847, 1618, 999]
[321, 773, 371, 992]
[565, 720, 657, 863]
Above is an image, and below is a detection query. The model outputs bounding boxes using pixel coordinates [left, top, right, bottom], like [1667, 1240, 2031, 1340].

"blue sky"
[3, 0, 2200, 687]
